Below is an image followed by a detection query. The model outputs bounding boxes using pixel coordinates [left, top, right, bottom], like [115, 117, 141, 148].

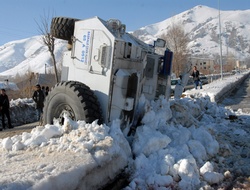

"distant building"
[189, 57, 216, 75]
[236, 60, 247, 69]
[189, 56, 239, 74]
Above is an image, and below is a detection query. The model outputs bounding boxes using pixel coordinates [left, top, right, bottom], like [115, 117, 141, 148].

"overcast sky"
[0, 0, 249, 45]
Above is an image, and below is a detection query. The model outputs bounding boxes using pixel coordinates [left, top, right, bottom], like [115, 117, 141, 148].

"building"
[189, 56, 239, 75]
[189, 57, 216, 75]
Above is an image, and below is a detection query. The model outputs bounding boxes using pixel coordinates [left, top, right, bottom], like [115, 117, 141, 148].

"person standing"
[41, 86, 46, 97]
[191, 66, 202, 89]
[0, 89, 12, 130]
[32, 84, 45, 121]
[45, 86, 49, 96]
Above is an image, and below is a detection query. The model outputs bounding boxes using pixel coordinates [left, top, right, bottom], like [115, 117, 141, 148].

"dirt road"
[0, 122, 39, 139]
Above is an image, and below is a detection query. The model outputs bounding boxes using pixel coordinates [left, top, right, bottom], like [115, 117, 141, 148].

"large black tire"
[43, 81, 103, 125]
[50, 17, 79, 43]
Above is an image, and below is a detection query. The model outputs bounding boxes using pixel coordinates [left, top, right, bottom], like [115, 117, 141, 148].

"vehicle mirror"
[154, 38, 166, 48]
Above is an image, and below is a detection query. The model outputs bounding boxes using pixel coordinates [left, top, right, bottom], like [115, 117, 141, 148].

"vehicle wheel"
[43, 81, 103, 125]
[50, 17, 79, 43]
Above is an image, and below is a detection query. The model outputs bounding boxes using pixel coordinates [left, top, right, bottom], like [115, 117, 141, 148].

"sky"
[0, 0, 249, 45]
[0, 71, 249, 189]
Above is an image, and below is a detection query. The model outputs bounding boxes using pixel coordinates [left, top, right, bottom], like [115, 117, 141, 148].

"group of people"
[0, 84, 50, 131]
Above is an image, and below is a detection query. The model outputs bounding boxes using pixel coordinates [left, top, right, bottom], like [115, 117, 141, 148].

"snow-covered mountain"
[0, 36, 67, 79]
[132, 5, 250, 59]
[0, 5, 249, 79]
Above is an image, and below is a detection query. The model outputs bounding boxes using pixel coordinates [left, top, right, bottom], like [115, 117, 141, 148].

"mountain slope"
[0, 36, 66, 79]
[132, 5, 250, 59]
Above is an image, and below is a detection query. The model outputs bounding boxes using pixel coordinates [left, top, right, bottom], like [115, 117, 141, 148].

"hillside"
[132, 5, 250, 60]
[0, 36, 66, 79]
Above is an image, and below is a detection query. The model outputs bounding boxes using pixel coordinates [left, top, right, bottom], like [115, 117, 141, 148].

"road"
[218, 75, 250, 189]
[220, 75, 250, 112]
[0, 122, 39, 139]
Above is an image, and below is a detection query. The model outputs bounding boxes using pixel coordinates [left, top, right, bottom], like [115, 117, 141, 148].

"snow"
[134, 5, 250, 59]
[0, 81, 19, 91]
[0, 118, 131, 190]
[0, 71, 249, 189]
[0, 36, 67, 78]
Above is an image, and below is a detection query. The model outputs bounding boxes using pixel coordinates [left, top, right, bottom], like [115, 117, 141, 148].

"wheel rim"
[56, 104, 76, 125]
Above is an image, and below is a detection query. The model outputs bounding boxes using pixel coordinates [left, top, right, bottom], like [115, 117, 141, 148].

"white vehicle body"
[42, 17, 174, 188]
[44, 16, 173, 131]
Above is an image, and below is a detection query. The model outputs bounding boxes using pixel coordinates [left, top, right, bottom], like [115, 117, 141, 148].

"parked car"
[171, 77, 194, 95]
[171, 79, 179, 95]
[184, 77, 194, 91]
[199, 75, 208, 85]
[232, 70, 240, 75]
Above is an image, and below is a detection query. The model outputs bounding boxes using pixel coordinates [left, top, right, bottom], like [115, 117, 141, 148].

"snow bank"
[125, 94, 229, 189]
[0, 118, 131, 190]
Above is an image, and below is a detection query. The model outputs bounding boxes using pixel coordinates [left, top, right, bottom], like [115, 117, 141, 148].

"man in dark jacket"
[0, 89, 12, 130]
[191, 66, 202, 89]
[32, 84, 45, 121]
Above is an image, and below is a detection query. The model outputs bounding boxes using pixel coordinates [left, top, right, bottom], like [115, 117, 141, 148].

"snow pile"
[9, 98, 37, 125]
[125, 95, 230, 189]
[0, 118, 131, 190]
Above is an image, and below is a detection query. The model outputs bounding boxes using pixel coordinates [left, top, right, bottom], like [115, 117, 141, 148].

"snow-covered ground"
[0, 71, 250, 190]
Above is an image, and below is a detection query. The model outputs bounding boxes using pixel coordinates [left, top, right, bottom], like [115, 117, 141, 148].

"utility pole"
[218, 0, 223, 80]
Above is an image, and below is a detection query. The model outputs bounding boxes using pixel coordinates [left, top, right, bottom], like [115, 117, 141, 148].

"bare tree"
[22, 69, 36, 98]
[244, 57, 250, 68]
[36, 12, 59, 83]
[226, 52, 237, 71]
[161, 22, 190, 77]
